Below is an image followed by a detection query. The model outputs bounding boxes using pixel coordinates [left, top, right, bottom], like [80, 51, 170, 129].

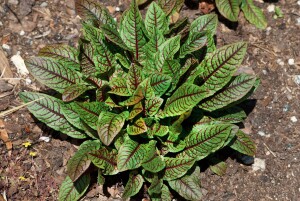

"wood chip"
[0, 119, 13, 150]
[0, 49, 14, 78]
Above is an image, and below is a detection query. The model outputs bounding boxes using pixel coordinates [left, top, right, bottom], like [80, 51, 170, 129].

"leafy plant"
[215, 0, 267, 29]
[20, 0, 259, 200]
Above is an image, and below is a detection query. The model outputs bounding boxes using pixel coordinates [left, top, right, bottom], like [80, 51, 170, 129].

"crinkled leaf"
[97, 111, 128, 146]
[123, 172, 144, 199]
[150, 73, 172, 96]
[62, 84, 94, 102]
[180, 32, 207, 58]
[38, 44, 80, 71]
[161, 84, 206, 118]
[215, 0, 240, 21]
[146, 97, 164, 116]
[120, 0, 147, 60]
[19, 92, 86, 139]
[200, 74, 256, 111]
[25, 57, 81, 93]
[88, 148, 118, 175]
[67, 140, 101, 181]
[75, 0, 117, 28]
[241, 0, 267, 29]
[190, 13, 218, 34]
[230, 130, 256, 156]
[142, 141, 165, 173]
[127, 117, 148, 135]
[58, 174, 90, 201]
[202, 42, 248, 94]
[109, 77, 131, 96]
[179, 124, 238, 160]
[163, 157, 195, 180]
[117, 137, 148, 171]
[168, 167, 202, 201]
[145, 2, 168, 36]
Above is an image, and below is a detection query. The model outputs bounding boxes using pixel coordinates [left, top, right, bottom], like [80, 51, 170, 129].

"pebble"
[298, 1, 300, 5]
[252, 158, 266, 171]
[276, 58, 284, 66]
[240, 155, 254, 165]
[267, 4, 275, 12]
[293, 75, 300, 85]
[19, 30, 25, 36]
[39, 136, 51, 142]
[8, 0, 19, 5]
[288, 58, 295, 65]
[266, 27, 272, 35]
[2, 44, 10, 50]
[40, 2, 48, 7]
[25, 78, 32, 85]
[0, 21, 3, 26]
[290, 116, 297, 123]
[258, 131, 266, 136]
[10, 52, 29, 75]
[115, 6, 121, 12]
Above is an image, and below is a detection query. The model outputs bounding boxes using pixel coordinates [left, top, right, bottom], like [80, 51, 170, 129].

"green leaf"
[79, 41, 98, 76]
[97, 111, 128, 146]
[144, 29, 166, 59]
[145, 2, 168, 36]
[180, 32, 207, 58]
[100, 24, 129, 50]
[190, 14, 218, 34]
[146, 97, 164, 117]
[161, 84, 206, 118]
[161, 184, 172, 201]
[168, 167, 202, 201]
[25, 57, 81, 93]
[163, 134, 186, 153]
[210, 106, 247, 123]
[163, 157, 195, 180]
[88, 148, 118, 175]
[129, 102, 143, 120]
[67, 140, 101, 181]
[117, 137, 148, 171]
[142, 141, 165, 173]
[75, 102, 109, 130]
[120, 0, 147, 60]
[119, 85, 144, 106]
[179, 124, 238, 160]
[75, 0, 117, 28]
[148, 175, 163, 195]
[161, 60, 180, 76]
[19, 92, 86, 139]
[109, 77, 131, 96]
[62, 84, 94, 102]
[150, 73, 172, 96]
[200, 74, 256, 111]
[230, 130, 256, 156]
[158, 0, 176, 15]
[127, 63, 143, 93]
[215, 0, 240, 21]
[115, 53, 131, 69]
[155, 35, 181, 70]
[58, 174, 90, 201]
[97, 169, 105, 185]
[202, 42, 248, 94]
[209, 157, 227, 176]
[38, 44, 80, 71]
[241, 0, 267, 29]
[127, 117, 148, 135]
[148, 122, 169, 137]
[123, 171, 144, 198]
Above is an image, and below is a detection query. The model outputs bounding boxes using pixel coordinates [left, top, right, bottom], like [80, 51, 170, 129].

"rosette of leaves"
[215, 0, 267, 29]
[19, 0, 258, 200]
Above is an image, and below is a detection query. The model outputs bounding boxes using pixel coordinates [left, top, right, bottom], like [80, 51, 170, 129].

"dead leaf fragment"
[0, 119, 13, 150]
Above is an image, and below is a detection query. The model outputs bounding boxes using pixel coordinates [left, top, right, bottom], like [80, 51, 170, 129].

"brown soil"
[0, 0, 300, 200]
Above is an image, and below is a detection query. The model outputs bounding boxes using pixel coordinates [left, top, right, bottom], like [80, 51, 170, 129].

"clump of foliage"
[215, 0, 267, 29]
[20, 0, 258, 200]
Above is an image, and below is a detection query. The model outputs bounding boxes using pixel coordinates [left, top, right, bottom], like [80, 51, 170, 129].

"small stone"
[276, 58, 284, 66]
[290, 116, 297, 123]
[0, 21, 3, 26]
[283, 104, 290, 112]
[252, 158, 266, 171]
[288, 58, 295, 65]
[293, 75, 300, 85]
[258, 131, 266, 136]
[297, 17, 300, 26]
[19, 30, 25, 36]
[115, 6, 121, 12]
[25, 78, 32, 85]
[2, 44, 10, 50]
[262, 70, 267, 75]
[8, 0, 19, 5]
[39, 136, 51, 142]
[267, 4, 275, 12]
[240, 155, 254, 165]
[10, 52, 29, 75]
[40, 2, 48, 7]
[297, 0, 300, 6]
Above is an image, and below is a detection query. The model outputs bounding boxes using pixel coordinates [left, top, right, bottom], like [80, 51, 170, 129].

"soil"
[0, 0, 300, 200]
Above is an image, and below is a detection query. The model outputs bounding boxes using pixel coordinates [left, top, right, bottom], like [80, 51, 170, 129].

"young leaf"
[230, 130, 256, 156]
[215, 0, 240, 21]
[180, 32, 207, 58]
[75, 0, 117, 28]
[190, 14, 218, 34]
[145, 2, 168, 36]
[163, 157, 195, 180]
[200, 74, 257, 111]
[100, 24, 129, 50]
[67, 140, 101, 182]
[62, 84, 94, 102]
[146, 97, 164, 117]
[150, 73, 172, 96]
[38, 44, 80, 71]
[58, 174, 90, 201]
[142, 141, 165, 173]
[127, 117, 148, 135]
[19, 92, 86, 139]
[209, 157, 227, 176]
[129, 102, 143, 120]
[148, 122, 169, 137]
[161, 84, 206, 118]
[179, 124, 238, 160]
[144, 29, 166, 59]
[109, 77, 131, 96]
[88, 148, 118, 175]
[241, 0, 267, 29]
[163, 135, 186, 153]
[202, 42, 248, 94]
[119, 85, 144, 106]
[97, 111, 128, 146]
[122, 171, 144, 199]
[120, 0, 147, 60]
[148, 175, 163, 195]
[168, 167, 202, 201]
[210, 106, 247, 123]
[25, 57, 81, 93]
[117, 137, 148, 171]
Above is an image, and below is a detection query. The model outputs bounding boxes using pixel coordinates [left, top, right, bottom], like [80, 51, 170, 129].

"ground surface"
[0, 0, 300, 200]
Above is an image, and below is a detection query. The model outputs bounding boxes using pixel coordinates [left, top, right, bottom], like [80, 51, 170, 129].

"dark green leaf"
[163, 157, 195, 180]
[88, 148, 118, 175]
[215, 0, 240, 21]
[241, 0, 267, 29]
[123, 171, 144, 198]
[230, 130, 256, 156]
